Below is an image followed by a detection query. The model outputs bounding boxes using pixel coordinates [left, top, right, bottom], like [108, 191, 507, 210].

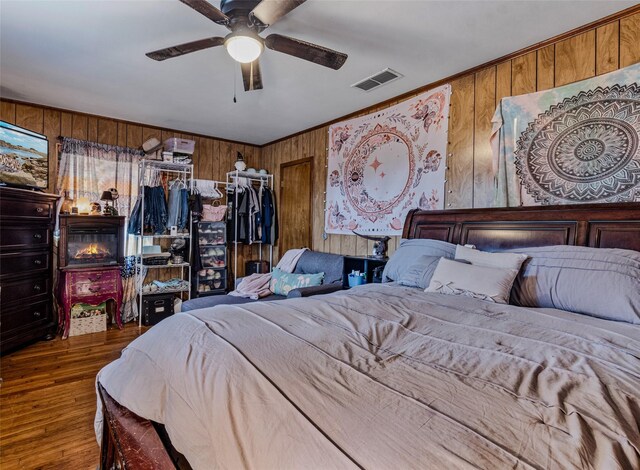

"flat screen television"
[0, 120, 49, 189]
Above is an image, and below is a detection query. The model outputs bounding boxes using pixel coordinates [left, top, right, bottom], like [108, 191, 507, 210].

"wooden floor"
[1, 324, 146, 469]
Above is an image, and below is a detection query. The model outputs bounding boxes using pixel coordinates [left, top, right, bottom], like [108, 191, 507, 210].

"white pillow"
[455, 245, 528, 270]
[425, 258, 520, 304]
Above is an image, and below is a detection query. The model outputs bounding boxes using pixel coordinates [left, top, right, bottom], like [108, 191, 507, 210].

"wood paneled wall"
[0, 102, 260, 192]
[262, 9, 640, 260]
[0, 101, 263, 277]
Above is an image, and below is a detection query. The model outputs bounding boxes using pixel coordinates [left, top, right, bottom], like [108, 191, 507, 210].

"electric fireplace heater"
[59, 215, 125, 269]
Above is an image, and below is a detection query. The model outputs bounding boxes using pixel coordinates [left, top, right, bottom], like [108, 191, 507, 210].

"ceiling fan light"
[225, 35, 263, 63]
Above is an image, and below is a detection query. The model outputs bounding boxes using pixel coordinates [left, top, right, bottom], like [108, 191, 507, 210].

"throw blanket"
[228, 248, 307, 299]
[97, 284, 640, 469]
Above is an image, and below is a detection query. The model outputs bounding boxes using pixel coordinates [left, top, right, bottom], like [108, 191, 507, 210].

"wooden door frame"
[279, 157, 314, 251]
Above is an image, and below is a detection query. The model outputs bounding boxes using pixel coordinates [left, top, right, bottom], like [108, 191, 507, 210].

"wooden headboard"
[402, 203, 640, 252]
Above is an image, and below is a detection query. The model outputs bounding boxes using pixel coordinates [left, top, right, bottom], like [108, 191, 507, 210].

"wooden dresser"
[0, 186, 59, 354]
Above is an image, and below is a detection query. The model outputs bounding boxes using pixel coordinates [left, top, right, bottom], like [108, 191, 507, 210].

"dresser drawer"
[69, 269, 119, 285]
[0, 251, 50, 279]
[1, 300, 52, 334]
[0, 225, 51, 251]
[1, 276, 50, 306]
[0, 197, 54, 221]
[67, 269, 119, 298]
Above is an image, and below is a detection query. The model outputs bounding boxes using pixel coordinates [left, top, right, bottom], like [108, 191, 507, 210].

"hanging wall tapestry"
[491, 62, 640, 207]
[325, 85, 451, 235]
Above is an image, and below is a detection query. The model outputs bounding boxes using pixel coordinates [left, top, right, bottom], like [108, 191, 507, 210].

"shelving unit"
[134, 159, 194, 327]
[196, 221, 227, 295]
[226, 170, 275, 285]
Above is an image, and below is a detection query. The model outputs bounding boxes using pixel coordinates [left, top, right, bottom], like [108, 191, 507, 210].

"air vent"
[352, 68, 403, 92]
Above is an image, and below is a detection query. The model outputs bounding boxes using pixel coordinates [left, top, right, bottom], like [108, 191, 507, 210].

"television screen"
[0, 120, 49, 189]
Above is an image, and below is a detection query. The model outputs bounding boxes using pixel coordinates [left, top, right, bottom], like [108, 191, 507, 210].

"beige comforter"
[96, 284, 640, 469]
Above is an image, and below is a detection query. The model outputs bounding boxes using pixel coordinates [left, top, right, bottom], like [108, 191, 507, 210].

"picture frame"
[0, 120, 49, 189]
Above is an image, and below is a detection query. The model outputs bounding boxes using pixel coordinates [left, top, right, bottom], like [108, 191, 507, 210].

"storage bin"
[197, 268, 227, 295]
[140, 293, 175, 326]
[199, 222, 226, 245]
[200, 247, 226, 268]
[348, 273, 366, 288]
[164, 138, 195, 155]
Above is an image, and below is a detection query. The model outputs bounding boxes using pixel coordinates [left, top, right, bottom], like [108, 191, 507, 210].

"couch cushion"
[293, 251, 344, 284]
[270, 268, 324, 296]
[181, 293, 285, 312]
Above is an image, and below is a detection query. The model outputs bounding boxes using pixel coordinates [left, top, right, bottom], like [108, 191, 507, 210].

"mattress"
[96, 283, 640, 469]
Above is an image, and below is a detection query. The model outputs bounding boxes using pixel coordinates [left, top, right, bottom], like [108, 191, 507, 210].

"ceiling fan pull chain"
[233, 65, 237, 103]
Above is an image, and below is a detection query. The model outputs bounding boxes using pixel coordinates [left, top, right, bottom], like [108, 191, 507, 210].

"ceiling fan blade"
[146, 37, 225, 61]
[265, 34, 347, 70]
[241, 60, 263, 91]
[250, 0, 306, 27]
[179, 0, 229, 25]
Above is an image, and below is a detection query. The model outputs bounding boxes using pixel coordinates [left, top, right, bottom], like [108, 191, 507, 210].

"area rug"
[325, 85, 451, 235]
[491, 62, 640, 206]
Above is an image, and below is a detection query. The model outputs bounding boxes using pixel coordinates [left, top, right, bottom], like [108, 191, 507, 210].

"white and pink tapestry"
[325, 85, 451, 235]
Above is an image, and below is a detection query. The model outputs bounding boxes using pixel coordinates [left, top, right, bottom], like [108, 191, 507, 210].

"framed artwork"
[0, 120, 49, 189]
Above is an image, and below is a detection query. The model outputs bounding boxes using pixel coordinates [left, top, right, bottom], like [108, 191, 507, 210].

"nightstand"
[58, 266, 123, 338]
[342, 256, 388, 289]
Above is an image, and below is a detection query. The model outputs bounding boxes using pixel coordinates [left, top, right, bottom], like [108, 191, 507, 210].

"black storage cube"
[141, 293, 175, 326]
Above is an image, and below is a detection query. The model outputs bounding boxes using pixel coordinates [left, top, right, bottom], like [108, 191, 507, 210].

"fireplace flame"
[74, 243, 111, 259]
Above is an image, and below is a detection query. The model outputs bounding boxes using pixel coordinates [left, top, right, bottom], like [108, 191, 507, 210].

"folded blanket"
[228, 273, 272, 300]
[276, 248, 308, 272]
[228, 248, 308, 299]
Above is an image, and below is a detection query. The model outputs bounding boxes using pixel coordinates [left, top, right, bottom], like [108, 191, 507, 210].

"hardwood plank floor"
[1, 324, 146, 469]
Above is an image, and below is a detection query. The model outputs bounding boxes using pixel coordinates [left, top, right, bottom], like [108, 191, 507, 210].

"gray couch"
[182, 250, 344, 312]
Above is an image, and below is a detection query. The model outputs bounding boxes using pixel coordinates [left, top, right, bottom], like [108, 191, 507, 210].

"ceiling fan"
[146, 0, 348, 92]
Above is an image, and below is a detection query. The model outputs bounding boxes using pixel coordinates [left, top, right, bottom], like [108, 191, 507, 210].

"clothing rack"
[226, 170, 275, 285]
[135, 160, 194, 327]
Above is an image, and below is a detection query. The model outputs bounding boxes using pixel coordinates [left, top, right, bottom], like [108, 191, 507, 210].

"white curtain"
[57, 137, 143, 217]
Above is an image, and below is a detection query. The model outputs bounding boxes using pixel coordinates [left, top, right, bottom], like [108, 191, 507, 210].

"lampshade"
[100, 191, 113, 201]
[225, 33, 263, 64]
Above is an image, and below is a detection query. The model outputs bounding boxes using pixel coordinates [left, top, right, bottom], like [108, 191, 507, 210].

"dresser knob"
[89, 286, 102, 293]
[36, 207, 44, 213]
[33, 311, 42, 318]
[33, 284, 42, 292]
[33, 233, 42, 240]
[33, 259, 42, 266]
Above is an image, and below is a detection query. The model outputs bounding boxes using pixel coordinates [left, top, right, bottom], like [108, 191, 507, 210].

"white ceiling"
[0, 0, 634, 145]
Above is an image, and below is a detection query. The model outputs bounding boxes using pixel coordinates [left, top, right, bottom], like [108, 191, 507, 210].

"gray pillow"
[397, 255, 442, 289]
[383, 239, 456, 282]
[505, 246, 640, 324]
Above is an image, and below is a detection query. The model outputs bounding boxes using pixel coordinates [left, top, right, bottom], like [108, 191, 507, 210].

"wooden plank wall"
[262, 10, 640, 261]
[0, 101, 262, 277]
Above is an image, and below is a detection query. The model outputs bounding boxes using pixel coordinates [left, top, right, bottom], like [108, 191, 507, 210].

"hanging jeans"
[166, 187, 182, 229]
[143, 186, 168, 234]
[178, 189, 189, 230]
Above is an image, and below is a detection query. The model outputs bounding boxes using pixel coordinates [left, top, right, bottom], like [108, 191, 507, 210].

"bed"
[96, 202, 640, 469]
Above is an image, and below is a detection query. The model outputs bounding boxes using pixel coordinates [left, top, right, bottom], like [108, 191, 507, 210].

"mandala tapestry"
[491, 62, 640, 206]
[325, 85, 451, 235]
